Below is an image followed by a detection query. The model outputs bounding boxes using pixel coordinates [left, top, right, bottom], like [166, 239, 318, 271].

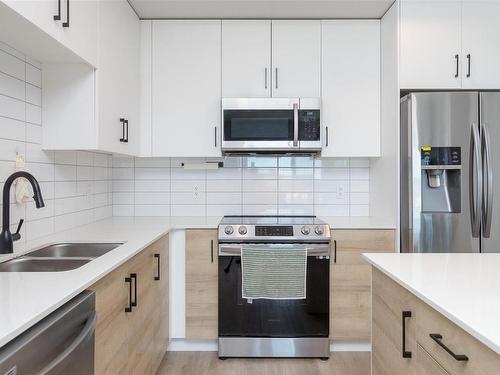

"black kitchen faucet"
[0, 171, 45, 254]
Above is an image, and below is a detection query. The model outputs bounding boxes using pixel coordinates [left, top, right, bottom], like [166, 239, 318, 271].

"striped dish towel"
[241, 247, 307, 300]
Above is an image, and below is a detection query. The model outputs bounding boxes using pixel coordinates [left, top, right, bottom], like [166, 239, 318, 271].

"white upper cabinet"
[321, 20, 381, 157]
[461, 1, 500, 89]
[400, 1, 462, 89]
[2, 0, 99, 67]
[400, 0, 500, 90]
[151, 20, 222, 157]
[222, 20, 271, 98]
[42, 0, 140, 156]
[271, 20, 321, 98]
[97, 0, 140, 155]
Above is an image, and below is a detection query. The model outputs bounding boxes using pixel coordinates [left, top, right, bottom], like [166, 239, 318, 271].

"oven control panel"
[255, 226, 293, 236]
[218, 224, 331, 242]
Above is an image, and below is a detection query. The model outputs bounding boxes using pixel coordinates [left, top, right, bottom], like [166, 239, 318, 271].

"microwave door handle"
[293, 103, 299, 147]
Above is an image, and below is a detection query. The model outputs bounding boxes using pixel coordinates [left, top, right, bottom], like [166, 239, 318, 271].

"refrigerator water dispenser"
[421, 147, 461, 213]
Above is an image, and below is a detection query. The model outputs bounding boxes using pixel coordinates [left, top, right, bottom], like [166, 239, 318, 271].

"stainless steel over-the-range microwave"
[221, 98, 321, 154]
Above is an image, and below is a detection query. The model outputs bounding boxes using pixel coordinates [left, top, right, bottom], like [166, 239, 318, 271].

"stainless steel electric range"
[217, 215, 331, 359]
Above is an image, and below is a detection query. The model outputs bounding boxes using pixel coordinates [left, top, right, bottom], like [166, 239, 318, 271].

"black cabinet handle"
[214, 126, 217, 148]
[466, 54, 471, 78]
[455, 54, 459, 78]
[119, 118, 126, 142]
[402, 311, 412, 358]
[125, 276, 133, 313]
[62, 0, 69, 27]
[154, 253, 160, 281]
[333, 239, 337, 263]
[325, 126, 329, 147]
[54, 0, 61, 21]
[210, 240, 214, 263]
[429, 334, 469, 361]
[125, 119, 129, 143]
[130, 273, 137, 307]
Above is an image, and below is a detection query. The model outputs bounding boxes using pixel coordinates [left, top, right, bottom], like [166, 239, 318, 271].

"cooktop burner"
[218, 215, 331, 243]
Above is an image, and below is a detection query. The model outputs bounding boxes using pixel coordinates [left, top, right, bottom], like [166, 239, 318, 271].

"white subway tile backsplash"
[26, 103, 41, 125]
[0, 49, 25, 80]
[0, 44, 112, 250]
[0, 95, 25, 121]
[350, 205, 370, 216]
[113, 156, 371, 218]
[349, 158, 370, 168]
[1, 117, 25, 142]
[113, 205, 134, 216]
[135, 204, 170, 216]
[0, 71, 25, 100]
[113, 167, 134, 180]
[25, 64, 41, 87]
[112, 156, 134, 168]
[113, 192, 134, 205]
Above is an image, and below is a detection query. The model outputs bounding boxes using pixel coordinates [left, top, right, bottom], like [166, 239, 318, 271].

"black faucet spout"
[0, 171, 44, 254]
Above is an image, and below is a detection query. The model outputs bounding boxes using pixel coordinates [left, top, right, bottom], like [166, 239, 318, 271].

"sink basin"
[0, 258, 91, 272]
[0, 242, 124, 272]
[27, 242, 123, 258]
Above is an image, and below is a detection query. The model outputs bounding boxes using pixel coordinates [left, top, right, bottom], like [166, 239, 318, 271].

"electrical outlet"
[337, 185, 345, 199]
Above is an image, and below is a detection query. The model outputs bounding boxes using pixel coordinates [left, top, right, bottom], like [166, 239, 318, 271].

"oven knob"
[301, 226, 310, 235]
[314, 226, 324, 235]
[238, 226, 247, 235]
[224, 226, 234, 235]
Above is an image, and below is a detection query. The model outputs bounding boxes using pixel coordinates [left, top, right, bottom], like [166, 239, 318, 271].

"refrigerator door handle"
[481, 122, 493, 238]
[470, 123, 482, 238]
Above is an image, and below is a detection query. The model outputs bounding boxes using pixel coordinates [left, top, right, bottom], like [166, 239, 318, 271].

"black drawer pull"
[454, 54, 459, 78]
[54, 0, 61, 20]
[429, 334, 469, 361]
[402, 311, 412, 358]
[154, 253, 160, 281]
[125, 119, 129, 143]
[125, 276, 133, 313]
[119, 118, 126, 142]
[62, 0, 69, 27]
[333, 240, 337, 263]
[130, 273, 137, 307]
[466, 54, 471, 78]
[210, 240, 214, 263]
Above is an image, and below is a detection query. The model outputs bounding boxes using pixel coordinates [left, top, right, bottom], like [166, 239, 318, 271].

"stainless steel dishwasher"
[0, 290, 96, 375]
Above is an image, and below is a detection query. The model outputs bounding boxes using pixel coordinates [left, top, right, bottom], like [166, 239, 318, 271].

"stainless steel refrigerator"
[400, 92, 500, 253]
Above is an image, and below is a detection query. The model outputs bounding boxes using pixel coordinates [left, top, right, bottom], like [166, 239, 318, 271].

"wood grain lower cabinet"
[330, 229, 395, 342]
[185, 229, 218, 339]
[372, 268, 418, 375]
[90, 235, 169, 375]
[372, 268, 500, 375]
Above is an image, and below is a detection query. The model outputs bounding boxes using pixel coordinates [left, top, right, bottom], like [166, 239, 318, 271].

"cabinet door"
[400, 1, 462, 89]
[97, 0, 140, 156]
[3, 0, 98, 67]
[416, 345, 450, 375]
[152, 20, 222, 157]
[222, 20, 271, 97]
[321, 20, 380, 157]
[151, 236, 169, 373]
[271, 20, 320, 98]
[372, 268, 418, 375]
[185, 229, 218, 339]
[126, 249, 155, 375]
[91, 262, 130, 375]
[330, 230, 394, 342]
[461, 1, 500, 89]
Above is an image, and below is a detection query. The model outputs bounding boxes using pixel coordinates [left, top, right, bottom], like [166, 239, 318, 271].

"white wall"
[369, 1, 399, 230]
[0, 41, 113, 251]
[113, 156, 371, 218]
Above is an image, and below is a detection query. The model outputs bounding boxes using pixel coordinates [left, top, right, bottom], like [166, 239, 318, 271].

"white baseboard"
[168, 339, 371, 353]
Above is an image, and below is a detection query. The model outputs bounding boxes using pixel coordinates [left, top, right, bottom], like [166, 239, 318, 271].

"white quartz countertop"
[0, 216, 218, 348]
[364, 253, 500, 354]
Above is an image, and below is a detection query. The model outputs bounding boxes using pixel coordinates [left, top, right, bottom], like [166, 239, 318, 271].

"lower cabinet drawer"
[416, 300, 500, 375]
[416, 344, 450, 375]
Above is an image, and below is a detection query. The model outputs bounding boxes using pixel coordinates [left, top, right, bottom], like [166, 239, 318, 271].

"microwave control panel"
[299, 110, 320, 141]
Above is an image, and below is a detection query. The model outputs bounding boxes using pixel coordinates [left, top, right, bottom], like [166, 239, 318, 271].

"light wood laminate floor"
[156, 352, 371, 375]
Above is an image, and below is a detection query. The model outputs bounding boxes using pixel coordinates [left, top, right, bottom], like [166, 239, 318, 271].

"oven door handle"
[293, 102, 299, 147]
[219, 244, 331, 257]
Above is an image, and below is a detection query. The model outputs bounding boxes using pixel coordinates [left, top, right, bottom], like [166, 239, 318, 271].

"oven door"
[218, 243, 330, 338]
[222, 98, 299, 152]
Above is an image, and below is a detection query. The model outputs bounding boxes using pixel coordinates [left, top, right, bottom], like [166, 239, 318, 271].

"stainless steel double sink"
[0, 243, 123, 272]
